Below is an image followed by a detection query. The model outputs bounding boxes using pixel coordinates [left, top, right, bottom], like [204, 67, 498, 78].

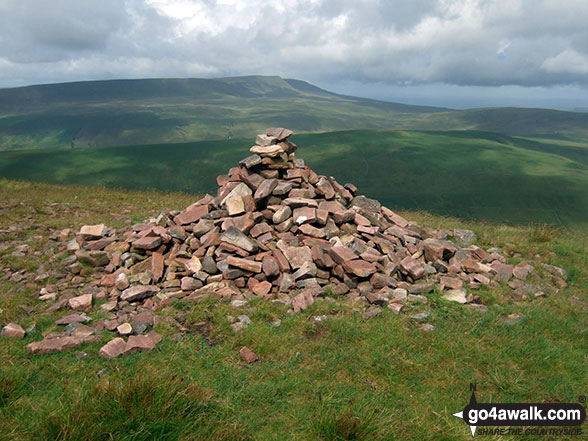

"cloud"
[542, 49, 588, 75]
[1, 0, 588, 89]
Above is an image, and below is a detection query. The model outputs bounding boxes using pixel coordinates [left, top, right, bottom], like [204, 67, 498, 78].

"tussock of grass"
[528, 223, 558, 243]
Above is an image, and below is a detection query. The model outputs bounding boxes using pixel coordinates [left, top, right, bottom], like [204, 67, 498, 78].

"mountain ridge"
[1, 75, 587, 150]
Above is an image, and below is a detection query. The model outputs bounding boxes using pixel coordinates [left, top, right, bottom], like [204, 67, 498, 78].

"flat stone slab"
[55, 313, 91, 325]
[227, 256, 262, 273]
[27, 335, 100, 355]
[120, 285, 159, 302]
[99, 337, 127, 359]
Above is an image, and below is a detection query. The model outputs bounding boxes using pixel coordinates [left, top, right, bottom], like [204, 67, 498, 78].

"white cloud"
[542, 49, 588, 75]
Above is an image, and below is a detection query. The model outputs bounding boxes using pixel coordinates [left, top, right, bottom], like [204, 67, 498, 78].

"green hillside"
[2, 76, 588, 150]
[1, 130, 586, 227]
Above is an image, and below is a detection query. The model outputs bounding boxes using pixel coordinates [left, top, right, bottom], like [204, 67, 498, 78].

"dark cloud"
[1, 0, 587, 97]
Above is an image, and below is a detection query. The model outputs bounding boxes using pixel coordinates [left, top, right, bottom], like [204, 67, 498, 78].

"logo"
[452, 384, 586, 437]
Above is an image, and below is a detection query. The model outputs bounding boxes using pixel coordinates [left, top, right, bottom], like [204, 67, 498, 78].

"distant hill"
[1, 130, 587, 227]
[2, 75, 588, 150]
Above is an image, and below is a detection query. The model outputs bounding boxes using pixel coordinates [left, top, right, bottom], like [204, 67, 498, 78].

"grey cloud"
[1, 0, 588, 91]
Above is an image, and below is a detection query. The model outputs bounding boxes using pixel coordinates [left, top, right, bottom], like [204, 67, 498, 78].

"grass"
[1, 181, 587, 440]
[1, 129, 587, 228]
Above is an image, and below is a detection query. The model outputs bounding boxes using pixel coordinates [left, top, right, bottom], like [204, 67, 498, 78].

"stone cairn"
[7, 128, 568, 358]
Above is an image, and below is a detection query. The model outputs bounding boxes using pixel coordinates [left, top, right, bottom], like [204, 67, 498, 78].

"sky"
[1, 0, 588, 109]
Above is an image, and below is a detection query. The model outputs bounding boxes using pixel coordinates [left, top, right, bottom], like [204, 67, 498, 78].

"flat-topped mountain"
[1, 75, 587, 150]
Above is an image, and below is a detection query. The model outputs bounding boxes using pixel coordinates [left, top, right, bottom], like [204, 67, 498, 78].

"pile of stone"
[6, 128, 569, 356]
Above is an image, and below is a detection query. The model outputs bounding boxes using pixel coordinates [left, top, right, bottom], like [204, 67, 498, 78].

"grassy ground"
[1, 130, 587, 227]
[1, 180, 587, 440]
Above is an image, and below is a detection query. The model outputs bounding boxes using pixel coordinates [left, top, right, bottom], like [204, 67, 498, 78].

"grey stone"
[454, 229, 478, 246]
[221, 226, 258, 253]
[239, 154, 262, 169]
[351, 196, 381, 212]
[409, 311, 430, 320]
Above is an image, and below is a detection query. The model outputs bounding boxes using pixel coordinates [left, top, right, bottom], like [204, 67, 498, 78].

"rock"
[181, 277, 203, 291]
[124, 331, 161, 354]
[293, 206, 317, 225]
[99, 337, 127, 359]
[454, 229, 477, 246]
[184, 256, 203, 274]
[55, 313, 91, 325]
[115, 272, 130, 290]
[117, 323, 133, 335]
[292, 290, 314, 313]
[491, 262, 514, 283]
[256, 134, 278, 146]
[68, 294, 92, 312]
[365, 291, 388, 305]
[390, 288, 408, 302]
[351, 196, 381, 212]
[272, 182, 293, 196]
[465, 304, 489, 313]
[328, 247, 358, 264]
[387, 302, 403, 314]
[226, 196, 245, 216]
[226, 256, 262, 273]
[343, 260, 376, 278]
[239, 346, 260, 363]
[409, 311, 430, 321]
[250, 144, 285, 157]
[1, 323, 25, 338]
[101, 301, 117, 312]
[503, 313, 523, 325]
[442, 289, 468, 304]
[120, 285, 158, 302]
[264, 127, 293, 141]
[262, 255, 280, 277]
[440, 276, 463, 290]
[80, 224, 105, 240]
[400, 257, 425, 280]
[221, 226, 258, 252]
[272, 205, 292, 224]
[423, 239, 457, 262]
[362, 306, 382, 319]
[293, 260, 318, 280]
[408, 282, 435, 294]
[408, 294, 427, 304]
[239, 154, 262, 169]
[132, 236, 162, 250]
[231, 322, 247, 333]
[175, 205, 209, 226]
[282, 246, 313, 269]
[513, 262, 533, 280]
[420, 323, 435, 332]
[252, 280, 272, 297]
[27, 335, 99, 355]
[76, 250, 109, 267]
[541, 263, 568, 280]
[381, 207, 408, 228]
[254, 179, 279, 200]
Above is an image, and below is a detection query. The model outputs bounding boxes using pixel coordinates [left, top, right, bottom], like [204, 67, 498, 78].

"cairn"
[15, 128, 568, 357]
